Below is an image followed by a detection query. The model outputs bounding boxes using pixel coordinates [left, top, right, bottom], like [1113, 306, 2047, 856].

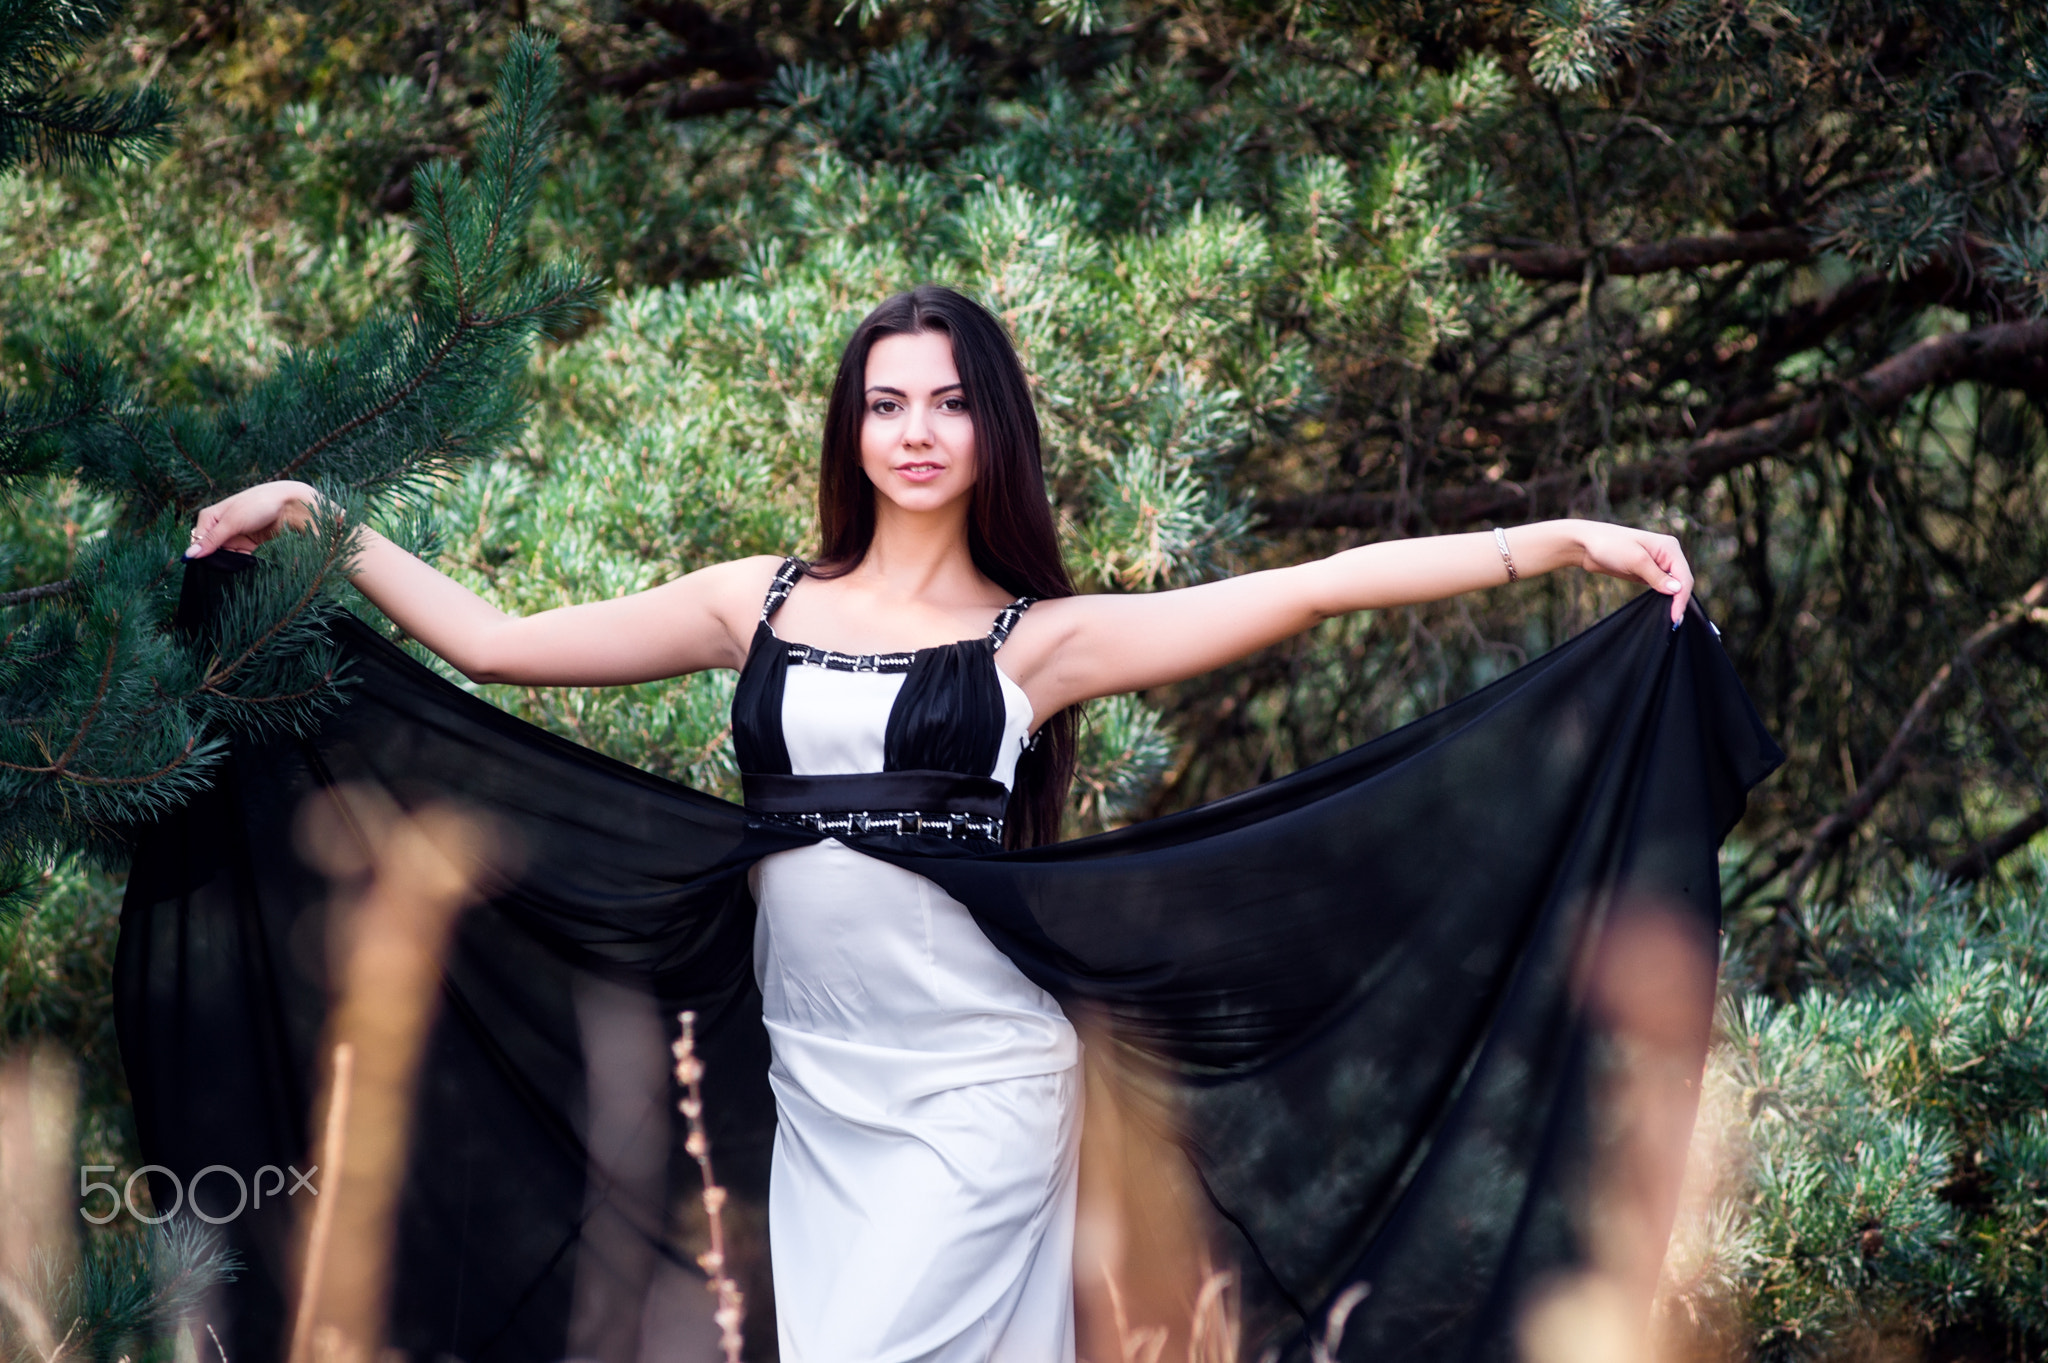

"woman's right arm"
[187, 481, 773, 686]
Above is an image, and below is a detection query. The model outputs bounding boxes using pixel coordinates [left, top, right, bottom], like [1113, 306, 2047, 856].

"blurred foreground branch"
[286, 795, 492, 1363]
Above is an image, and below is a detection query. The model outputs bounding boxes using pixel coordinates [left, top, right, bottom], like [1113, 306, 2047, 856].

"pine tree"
[0, 19, 596, 886]
[6, 3, 2048, 1354]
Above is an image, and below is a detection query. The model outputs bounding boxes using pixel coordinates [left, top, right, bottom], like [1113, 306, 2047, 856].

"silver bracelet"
[1493, 526, 1519, 583]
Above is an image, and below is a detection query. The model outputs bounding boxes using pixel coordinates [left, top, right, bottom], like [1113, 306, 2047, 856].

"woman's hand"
[1567, 520, 1694, 624]
[186, 480, 324, 559]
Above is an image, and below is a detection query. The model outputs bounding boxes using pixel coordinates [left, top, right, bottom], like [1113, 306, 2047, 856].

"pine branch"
[660, 80, 766, 120]
[1941, 807, 2048, 884]
[1670, 236, 2002, 401]
[471, 41, 545, 297]
[1455, 227, 1814, 281]
[274, 325, 466, 480]
[200, 523, 354, 689]
[592, 0, 772, 96]
[0, 0, 125, 87]
[0, 344, 122, 487]
[0, 737, 200, 787]
[258, 32, 594, 493]
[45, 611, 122, 775]
[0, 0, 174, 173]
[1782, 577, 2048, 909]
[0, 87, 175, 172]
[1259, 317, 2048, 532]
[0, 580, 75, 607]
[0, 29, 591, 862]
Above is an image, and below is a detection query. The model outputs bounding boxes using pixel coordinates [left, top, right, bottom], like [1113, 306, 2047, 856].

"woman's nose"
[902, 404, 933, 445]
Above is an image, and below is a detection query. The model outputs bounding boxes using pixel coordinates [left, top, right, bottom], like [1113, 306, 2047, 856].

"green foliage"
[1524, 0, 1640, 95]
[1070, 693, 1173, 831]
[4, 0, 2043, 902]
[1822, 180, 1971, 282]
[3, 1219, 242, 1363]
[0, 859, 132, 1170]
[0, 0, 172, 174]
[0, 28, 596, 870]
[1690, 868, 2048, 1354]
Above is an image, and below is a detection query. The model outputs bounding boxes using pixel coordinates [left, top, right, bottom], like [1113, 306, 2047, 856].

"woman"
[178, 285, 1738, 1361]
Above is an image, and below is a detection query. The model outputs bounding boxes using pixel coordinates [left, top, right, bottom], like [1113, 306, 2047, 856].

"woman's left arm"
[1006, 520, 1691, 718]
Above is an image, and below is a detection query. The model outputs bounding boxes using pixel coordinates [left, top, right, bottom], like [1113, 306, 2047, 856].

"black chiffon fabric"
[116, 552, 1780, 1362]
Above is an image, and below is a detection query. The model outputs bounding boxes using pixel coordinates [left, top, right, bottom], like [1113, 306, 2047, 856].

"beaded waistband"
[742, 770, 1009, 844]
[766, 808, 1003, 841]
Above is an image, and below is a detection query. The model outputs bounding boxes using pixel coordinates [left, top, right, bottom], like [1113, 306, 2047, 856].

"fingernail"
[1665, 578, 1680, 591]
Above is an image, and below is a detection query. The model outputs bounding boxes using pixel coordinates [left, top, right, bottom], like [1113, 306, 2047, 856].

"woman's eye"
[870, 400, 900, 415]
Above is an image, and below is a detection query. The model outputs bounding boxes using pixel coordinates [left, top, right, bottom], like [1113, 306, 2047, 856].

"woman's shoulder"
[652, 554, 796, 631]
[692, 554, 796, 592]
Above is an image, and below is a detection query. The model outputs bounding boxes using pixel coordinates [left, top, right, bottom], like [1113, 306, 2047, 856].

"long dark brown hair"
[812, 285, 1076, 848]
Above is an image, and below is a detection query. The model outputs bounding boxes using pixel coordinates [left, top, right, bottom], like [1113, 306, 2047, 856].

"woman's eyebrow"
[864, 382, 964, 397]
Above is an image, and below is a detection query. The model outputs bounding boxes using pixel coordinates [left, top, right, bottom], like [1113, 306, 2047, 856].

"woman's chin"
[876, 483, 973, 517]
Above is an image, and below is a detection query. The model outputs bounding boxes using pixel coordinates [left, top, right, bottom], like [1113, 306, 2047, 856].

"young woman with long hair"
[185, 284, 1712, 1360]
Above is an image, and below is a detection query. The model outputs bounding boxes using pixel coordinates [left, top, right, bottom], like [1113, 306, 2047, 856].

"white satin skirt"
[751, 840, 1081, 1363]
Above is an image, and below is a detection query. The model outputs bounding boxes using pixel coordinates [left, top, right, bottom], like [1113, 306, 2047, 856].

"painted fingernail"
[1665, 578, 1680, 591]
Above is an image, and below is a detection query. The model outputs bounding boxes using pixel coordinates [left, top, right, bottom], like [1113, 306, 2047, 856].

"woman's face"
[859, 329, 977, 517]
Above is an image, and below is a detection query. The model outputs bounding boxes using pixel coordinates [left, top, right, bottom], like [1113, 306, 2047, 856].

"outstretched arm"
[186, 481, 772, 684]
[1004, 520, 1691, 718]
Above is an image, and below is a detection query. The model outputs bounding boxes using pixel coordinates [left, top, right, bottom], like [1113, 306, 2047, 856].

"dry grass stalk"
[286, 793, 493, 1363]
[672, 1009, 744, 1363]
[1186, 1271, 1236, 1363]
[1306, 1283, 1370, 1363]
[1101, 1270, 1167, 1363]
[0, 1274, 63, 1363]
[285, 1042, 352, 1363]
[1091, 1266, 1261, 1363]
[1074, 1035, 1216, 1362]
[1520, 902, 1725, 1363]
[1647, 1048, 1753, 1363]
[0, 1045, 78, 1361]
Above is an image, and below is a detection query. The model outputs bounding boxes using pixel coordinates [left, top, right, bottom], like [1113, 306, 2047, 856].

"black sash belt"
[741, 770, 1010, 841]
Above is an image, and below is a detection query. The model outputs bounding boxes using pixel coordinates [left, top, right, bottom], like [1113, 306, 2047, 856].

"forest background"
[3, 0, 2048, 1359]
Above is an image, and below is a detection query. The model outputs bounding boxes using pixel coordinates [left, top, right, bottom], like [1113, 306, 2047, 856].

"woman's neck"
[853, 499, 994, 605]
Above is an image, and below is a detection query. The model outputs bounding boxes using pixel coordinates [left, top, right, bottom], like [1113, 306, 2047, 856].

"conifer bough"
[0, 0, 172, 174]
[0, 25, 597, 876]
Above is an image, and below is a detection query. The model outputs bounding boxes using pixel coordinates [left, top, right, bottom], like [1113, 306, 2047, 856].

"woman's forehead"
[865, 330, 959, 390]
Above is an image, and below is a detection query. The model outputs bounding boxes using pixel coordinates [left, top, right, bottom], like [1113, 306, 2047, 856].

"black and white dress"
[119, 551, 1780, 1363]
[729, 559, 1079, 1361]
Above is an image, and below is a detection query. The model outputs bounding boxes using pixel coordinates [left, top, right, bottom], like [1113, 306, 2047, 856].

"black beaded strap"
[767, 808, 1003, 841]
[987, 598, 1033, 651]
[759, 557, 805, 622]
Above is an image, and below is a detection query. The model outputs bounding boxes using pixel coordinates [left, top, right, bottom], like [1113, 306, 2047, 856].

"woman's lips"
[894, 462, 945, 482]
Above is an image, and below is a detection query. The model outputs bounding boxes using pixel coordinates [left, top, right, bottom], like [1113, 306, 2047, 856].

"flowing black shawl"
[116, 553, 1780, 1362]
